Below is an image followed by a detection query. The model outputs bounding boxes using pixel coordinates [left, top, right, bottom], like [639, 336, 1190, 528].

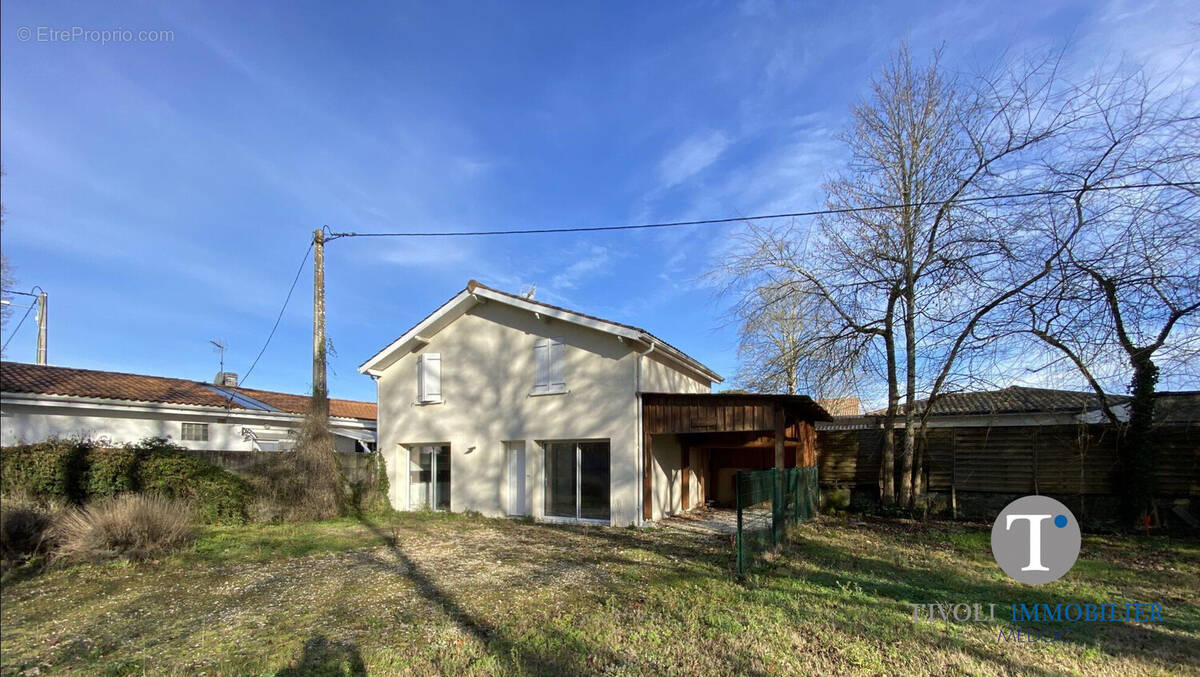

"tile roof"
[867, 386, 1129, 417]
[230, 385, 378, 420]
[0, 362, 376, 421]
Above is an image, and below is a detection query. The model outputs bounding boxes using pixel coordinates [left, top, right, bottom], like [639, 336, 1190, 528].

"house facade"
[361, 281, 831, 527]
[0, 362, 377, 453]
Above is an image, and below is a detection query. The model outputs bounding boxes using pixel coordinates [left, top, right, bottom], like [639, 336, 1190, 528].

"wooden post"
[774, 403, 786, 543]
[312, 228, 329, 423]
[35, 291, 48, 365]
[774, 404, 785, 471]
[643, 425, 654, 522]
[681, 443, 690, 511]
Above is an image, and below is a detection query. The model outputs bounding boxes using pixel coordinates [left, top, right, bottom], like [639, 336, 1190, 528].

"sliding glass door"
[409, 444, 450, 510]
[543, 440, 610, 522]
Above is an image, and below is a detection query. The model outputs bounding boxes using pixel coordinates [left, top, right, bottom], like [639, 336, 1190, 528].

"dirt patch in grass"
[2, 512, 1197, 675]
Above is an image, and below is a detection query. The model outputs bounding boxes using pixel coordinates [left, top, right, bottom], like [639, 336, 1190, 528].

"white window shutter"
[549, 338, 565, 391]
[418, 353, 442, 403]
[425, 353, 441, 401]
[417, 354, 427, 402]
[533, 338, 550, 394]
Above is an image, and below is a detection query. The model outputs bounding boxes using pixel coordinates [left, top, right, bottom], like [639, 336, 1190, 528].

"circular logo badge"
[990, 495, 1080, 584]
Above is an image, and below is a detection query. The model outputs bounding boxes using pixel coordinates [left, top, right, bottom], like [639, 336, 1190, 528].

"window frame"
[181, 422, 209, 442]
[406, 443, 451, 511]
[539, 438, 610, 525]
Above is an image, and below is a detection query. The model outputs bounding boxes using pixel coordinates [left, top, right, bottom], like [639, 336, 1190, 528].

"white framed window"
[417, 352, 442, 403]
[542, 439, 610, 523]
[531, 337, 566, 395]
[407, 444, 451, 510]
[181, 422, 209, 441]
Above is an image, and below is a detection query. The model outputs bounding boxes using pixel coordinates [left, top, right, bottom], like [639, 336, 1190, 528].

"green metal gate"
[735, 466, 818, 575]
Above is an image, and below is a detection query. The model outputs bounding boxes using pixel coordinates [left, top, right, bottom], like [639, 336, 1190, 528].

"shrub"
[54, 494, 195, 564]
[84, 446, 141, 498]
[0, 439, 89, 502]
[132, 440, 249, 524]
[0, 439, 250, 525]
[244, 414, 350, 523]
[824, 485, 851, 514]
[1, 493, 60, 571]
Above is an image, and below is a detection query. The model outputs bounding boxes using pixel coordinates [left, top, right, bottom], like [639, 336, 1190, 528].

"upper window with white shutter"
[416, 352, 442, 403]
[531, 337, 566, 395]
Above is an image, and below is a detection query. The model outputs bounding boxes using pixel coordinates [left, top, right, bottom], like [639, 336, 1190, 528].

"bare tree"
[721, 46, 1089, 507]
[1019, 67, 1200, 522]
[733, 281, 866, 397]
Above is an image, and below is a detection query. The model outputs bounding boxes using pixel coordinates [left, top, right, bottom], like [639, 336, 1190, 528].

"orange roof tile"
[1, 361, 376, 421]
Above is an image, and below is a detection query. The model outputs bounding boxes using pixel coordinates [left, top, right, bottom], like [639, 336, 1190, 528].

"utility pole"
[312, 228, 329, 423]
[35, 290, 47, 365]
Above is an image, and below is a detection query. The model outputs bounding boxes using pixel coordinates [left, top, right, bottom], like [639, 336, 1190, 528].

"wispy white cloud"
[549, 245, 611, 291]
[657, 130, 731, 188]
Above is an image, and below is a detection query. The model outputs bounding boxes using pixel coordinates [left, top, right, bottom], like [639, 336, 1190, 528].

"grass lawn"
[2, 511, 1197, 676]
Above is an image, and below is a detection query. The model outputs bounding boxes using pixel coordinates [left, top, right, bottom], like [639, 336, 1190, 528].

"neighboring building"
[0, 362, 376, 453]
[360, 281, 830, 527]
[817, 397, 861, 416]
[817, 386, 1199, 524]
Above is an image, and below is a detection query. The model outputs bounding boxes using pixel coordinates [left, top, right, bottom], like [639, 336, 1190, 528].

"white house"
[360, 281, 830, 527]
[0, 362, 376, 452]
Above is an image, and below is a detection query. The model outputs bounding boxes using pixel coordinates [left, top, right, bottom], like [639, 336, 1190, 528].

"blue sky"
[2, 0, 1196, 402]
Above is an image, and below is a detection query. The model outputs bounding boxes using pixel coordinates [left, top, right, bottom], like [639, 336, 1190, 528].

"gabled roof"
[0, 362, 376, 421]
[358, 280, 723, 383]
[867, 386, 1128, 417]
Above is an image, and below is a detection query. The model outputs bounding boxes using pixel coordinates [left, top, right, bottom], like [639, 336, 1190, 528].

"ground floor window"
[181, 422, 209, 441]
[408, 444, 450, 510]
[543, 440, 610, 521]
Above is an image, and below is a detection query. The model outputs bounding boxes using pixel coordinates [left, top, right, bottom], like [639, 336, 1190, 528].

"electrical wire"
[237, 239, 314, 388]
[1, 300, 36, 354]
[326, 181, 1198, 239]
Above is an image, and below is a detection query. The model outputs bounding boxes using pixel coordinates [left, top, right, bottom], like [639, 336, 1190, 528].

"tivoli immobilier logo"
[990, 495, 1081, 584]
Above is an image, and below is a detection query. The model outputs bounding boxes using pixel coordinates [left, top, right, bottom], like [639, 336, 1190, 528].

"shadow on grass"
[274, 635, 366, 676]
[354, 515, 639, 675]
[752, 519, 1200, 673]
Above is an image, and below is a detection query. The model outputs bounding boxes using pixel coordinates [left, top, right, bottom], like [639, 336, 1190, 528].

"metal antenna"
[209, 339, 227, 376]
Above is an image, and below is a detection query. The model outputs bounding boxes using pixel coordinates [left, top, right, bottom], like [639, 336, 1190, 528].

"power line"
[2, 300, 36, 353]
[238, 239, 314, 388]
[326, 180, 1198, 239]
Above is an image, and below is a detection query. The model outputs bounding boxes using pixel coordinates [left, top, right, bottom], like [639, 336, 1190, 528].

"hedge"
[0, 438, 249, 524]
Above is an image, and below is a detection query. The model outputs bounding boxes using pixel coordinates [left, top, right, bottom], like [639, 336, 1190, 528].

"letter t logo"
[1006, 514, 1051, 571]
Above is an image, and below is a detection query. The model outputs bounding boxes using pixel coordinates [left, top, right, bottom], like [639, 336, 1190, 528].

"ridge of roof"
[359, 280, 722, 382]
[0, 361, 376, 421]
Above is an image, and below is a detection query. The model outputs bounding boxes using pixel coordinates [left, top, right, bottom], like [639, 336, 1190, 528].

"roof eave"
[359, 284, 723, 384]
[357, 289, 478, 374]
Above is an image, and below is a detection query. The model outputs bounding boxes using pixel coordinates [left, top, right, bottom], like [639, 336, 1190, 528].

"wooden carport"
[639, 392, 833, 520]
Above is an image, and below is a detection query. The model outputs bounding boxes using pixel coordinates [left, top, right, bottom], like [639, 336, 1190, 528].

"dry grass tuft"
[53, 494, 195, 564]
[1, 492, 62, 570]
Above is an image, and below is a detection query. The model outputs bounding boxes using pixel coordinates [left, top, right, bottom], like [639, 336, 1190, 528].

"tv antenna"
[209, 339, 227, 375]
